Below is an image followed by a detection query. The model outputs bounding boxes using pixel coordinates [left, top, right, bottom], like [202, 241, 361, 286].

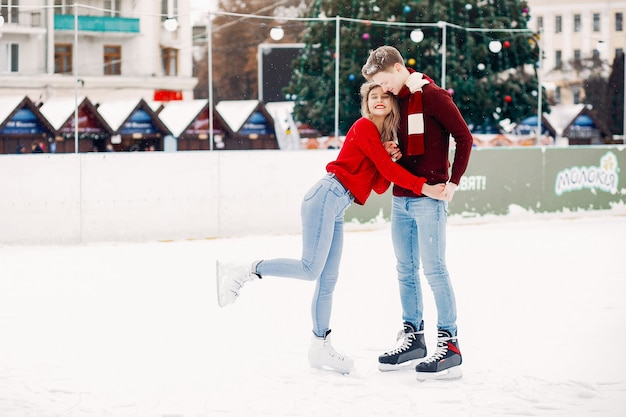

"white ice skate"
[308, 330, 354, 375]
[216, 261, 259, 307]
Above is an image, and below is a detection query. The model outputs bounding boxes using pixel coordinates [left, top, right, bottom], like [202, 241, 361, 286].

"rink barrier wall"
[1, 146, 624, 244]
[347, 145, 626, 222]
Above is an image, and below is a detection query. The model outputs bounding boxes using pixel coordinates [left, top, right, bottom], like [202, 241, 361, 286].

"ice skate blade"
[216, 261, 227, 307]
[416, 366, 462, 381]
[310, 363, 353, 375]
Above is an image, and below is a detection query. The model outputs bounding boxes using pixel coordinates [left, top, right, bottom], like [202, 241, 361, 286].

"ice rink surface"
[1, 211, 625, 417]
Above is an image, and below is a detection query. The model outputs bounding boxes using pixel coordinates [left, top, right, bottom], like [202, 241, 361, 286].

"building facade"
[0, 0, 196, 102]
[527, 0, 626, 105]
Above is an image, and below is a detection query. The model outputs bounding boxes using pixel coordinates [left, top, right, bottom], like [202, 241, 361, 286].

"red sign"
[154, 90, 183, 102]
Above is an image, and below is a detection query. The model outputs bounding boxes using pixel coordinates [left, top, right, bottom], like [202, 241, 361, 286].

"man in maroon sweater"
[362, 46, 473, 380]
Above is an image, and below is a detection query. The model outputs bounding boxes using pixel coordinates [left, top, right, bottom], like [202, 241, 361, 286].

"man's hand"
[421, 183, 446, 200]
[384, 141, 402, 162]
[441, 182, 458, 202]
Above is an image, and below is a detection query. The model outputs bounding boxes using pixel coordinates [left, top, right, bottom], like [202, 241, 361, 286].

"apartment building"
[527, 0, 626, 105]
[0, 0, 196, 102]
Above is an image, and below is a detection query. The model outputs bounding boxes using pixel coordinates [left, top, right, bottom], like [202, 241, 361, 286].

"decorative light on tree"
[489, 40, 503, 53]
[270, 26, 284, 41]
[163, 18, 178, 32]
[410, 29, 424, 43]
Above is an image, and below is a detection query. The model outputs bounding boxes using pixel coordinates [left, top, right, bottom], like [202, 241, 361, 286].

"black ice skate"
[415, 329, 462, 381]
[378, 322, 427, 371]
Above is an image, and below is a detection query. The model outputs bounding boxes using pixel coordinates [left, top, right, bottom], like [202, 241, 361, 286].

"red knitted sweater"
[394, 71, 473, 198]
[326, 117, 427, 205]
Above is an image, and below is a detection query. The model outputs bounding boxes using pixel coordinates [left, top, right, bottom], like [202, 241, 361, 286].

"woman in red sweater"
[217, 83, 445, 374]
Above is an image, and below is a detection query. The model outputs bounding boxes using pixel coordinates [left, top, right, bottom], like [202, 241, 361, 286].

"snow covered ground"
[1, 211, 625, 417]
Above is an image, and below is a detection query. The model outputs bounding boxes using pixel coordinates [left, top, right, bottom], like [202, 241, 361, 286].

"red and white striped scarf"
[399, 71, 430, 156]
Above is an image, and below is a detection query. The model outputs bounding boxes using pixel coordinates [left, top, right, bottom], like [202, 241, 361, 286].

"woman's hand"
[422, 183, 457, 201]
[384, 141, 402, 162]
[421, 183, 446, 200]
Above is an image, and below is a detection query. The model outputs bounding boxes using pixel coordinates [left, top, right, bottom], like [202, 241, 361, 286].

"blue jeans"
[256, 174, 353, 337]
[391, 196, 457, 336]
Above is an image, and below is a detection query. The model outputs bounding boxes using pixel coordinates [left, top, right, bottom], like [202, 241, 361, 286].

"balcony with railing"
[0, 9, 46, 35]
[54, 14, 140, 34]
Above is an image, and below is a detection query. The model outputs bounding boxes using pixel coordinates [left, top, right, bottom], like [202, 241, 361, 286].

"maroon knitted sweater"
[394, 72, 473, 198]
[326, 117, 427, 205]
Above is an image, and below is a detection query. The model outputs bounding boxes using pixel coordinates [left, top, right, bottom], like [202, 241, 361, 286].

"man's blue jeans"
[391, 196, 457, 336]
[256, 174, 353, 337]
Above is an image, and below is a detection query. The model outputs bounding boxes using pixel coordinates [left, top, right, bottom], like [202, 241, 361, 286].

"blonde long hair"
[359, 82, 400, 144]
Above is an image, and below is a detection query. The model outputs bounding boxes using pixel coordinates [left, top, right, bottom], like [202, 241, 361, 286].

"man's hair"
[361, 46, 405, 81]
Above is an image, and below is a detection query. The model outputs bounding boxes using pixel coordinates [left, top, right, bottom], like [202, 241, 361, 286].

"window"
[31, 11, 41, 26]
[573, 88, 581, 105]
[161, 0, 178, 20]
[54, 43, 72, 74]
[9, 43, 17, 72]
[555, 16, 562, 33]
[555, 50, 562, 69]
[617, 13, 623, 32]
[593, 13, 600, 32]
[104, 45, 121, 75]
[1, 0, 19, 24]
[54, 0, 70, 15]
[592, 49, 600, 61]
[537, 16, 543, 32]
[103, 0, 121, 17]
[574, 15, 581, 32]
[161, 47, 178, 76]
[554, 87, 561, 104]
[573, 49, 581, 63]
[1, 43, 19, 72]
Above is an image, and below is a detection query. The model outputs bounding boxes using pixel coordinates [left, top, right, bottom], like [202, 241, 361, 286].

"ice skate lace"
[225, 265, 251, 296]
[422, 340, 449, 364]
[226, 278, 243, 297]
[385, 331, 418, 355]
[322, 340, 349, 362]
[329, 348, 348, 362]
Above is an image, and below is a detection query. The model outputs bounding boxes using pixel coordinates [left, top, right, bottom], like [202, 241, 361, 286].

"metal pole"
[74, 3, 79, 153]
[440, 21, 447, 89]
[334, 15, 340, 140]
[623, 48, 625, 141]
[208, 12, 214, 151]
[257, 45, 263, 102]
[536, 28, 542, 145]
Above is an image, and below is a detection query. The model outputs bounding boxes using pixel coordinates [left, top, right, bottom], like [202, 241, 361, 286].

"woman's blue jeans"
[391, 196, 457, 336]
[256, 174, 353, 337]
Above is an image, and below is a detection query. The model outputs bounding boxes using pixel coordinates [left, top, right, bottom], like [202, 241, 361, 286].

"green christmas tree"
[284, 0, 547, 136]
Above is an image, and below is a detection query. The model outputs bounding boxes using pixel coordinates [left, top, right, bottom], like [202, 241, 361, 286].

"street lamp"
[438, 21, 447, 89]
